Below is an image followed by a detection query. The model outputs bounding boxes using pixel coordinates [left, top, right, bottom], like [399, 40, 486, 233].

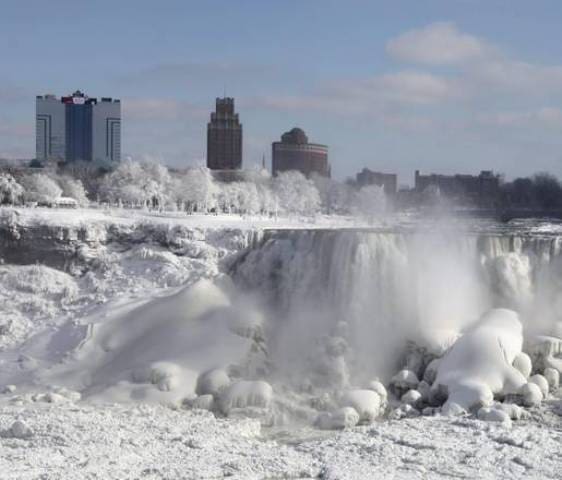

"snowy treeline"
[0, 171, 88, 206]
[0, 159, 387, 217]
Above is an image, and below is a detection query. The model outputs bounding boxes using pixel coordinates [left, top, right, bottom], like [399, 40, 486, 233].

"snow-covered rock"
[390, 370, 419, 397]
[315, 407, 360, 430]
[495, 402, 525, 421]
[389, 403, 420, 420]
[477, 407, 512, 427]
[366, 380, 387, 404]
[432, 309, 526, 412]
[195, 369, 231, 397]
[417, 380, 431, 400]
[512, 352, 532, 379]
[518, 383, 543, 407]
[526, 335, 562, 373]
[189, 394, 215, 411]
[528, 374, 549, 398]
[218, 380, 273, 416]
[401, 389, 423, 407]
[441, 402, 467, 417]
[423, 358, 441, 384]
[133, 362, 182, 392]
[9, 420, 33, 439]
[2, 385, 16, 394]
[340, 390, 381, 424]
[543, 368, 559, 392]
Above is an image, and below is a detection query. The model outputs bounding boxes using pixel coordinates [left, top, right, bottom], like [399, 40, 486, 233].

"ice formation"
[432, 309, 527, 411]
[0, 208, 561, 434]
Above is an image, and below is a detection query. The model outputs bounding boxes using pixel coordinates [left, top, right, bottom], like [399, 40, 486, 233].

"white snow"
[340, 389, 382, 424]
[218, 380, 273, 416]
[518, 383, 543, 407]
[433, 309, 527, 411]
[0, 208, 561, 478]
[528, 374, 549, 398]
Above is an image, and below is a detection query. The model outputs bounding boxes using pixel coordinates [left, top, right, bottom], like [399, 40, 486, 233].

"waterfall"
[232, 229, 562, 387]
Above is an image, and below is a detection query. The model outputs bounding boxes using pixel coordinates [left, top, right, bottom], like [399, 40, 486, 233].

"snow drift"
[43, 279, 263, 404]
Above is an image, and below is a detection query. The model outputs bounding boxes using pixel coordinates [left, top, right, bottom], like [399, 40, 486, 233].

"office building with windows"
[36, 90, 121, 165]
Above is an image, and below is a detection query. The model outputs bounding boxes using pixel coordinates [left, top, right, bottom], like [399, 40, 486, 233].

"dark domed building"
[272, 127, 330, 178]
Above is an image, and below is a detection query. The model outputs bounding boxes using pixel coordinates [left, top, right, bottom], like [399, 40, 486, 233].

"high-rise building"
[272, 127, 330, 178]
[206, 97, 242, 170]
[36, 90, 121, 165]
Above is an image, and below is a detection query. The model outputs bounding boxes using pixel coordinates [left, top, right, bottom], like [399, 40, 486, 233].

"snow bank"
[43, 279, 258, 404]
[432, 309, 527, 412]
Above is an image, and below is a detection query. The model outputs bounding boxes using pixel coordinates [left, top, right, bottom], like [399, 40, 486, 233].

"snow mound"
[2, 264, 79, 299]
[6, 420, 33, 439]
[433, 309, 527, 412]
[366, 380, 387, 405]
[528, 374, 549, 398]
[43, 279, 258, 404]
[195, 369, 231, 396]
[518, 383, 543, 407]
[340, 389, 381, 424]
[218, 380, 273, 416]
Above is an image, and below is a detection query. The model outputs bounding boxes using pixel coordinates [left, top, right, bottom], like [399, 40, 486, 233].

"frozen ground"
[0, 397, 560, 479]
[0, 207, 561, 479]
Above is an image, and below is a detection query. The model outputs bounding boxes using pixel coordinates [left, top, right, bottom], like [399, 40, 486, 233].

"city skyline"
[2, 1, 562, 183]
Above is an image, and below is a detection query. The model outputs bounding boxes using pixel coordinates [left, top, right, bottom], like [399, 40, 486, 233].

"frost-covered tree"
[273, 171, 321, 216]
[100, 159, 175, 207]
[174, 167, 218, 213]
[20, 173, 62, 203]
[0, 173, 24, 205]
[57, 176, 89, 206]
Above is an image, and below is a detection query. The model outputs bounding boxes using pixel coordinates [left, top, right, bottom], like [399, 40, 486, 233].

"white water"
[233, 230, 562, 388]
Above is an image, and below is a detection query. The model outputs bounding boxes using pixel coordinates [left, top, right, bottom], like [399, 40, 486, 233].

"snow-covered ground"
[0, 399, 560, 480]
[0, 207, 561, 479]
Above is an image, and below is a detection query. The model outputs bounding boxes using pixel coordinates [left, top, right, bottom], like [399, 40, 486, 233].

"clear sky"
[2, 0, 562, 184]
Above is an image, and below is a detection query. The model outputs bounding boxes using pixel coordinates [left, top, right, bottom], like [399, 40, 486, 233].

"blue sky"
[2, 0, 562, 184]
